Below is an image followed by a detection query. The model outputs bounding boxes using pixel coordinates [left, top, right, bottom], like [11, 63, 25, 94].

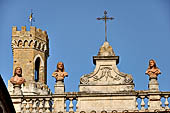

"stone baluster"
[135, 97, 138, 110]
[160, 98, 163, 108]
[69, 98, 74, 112]
[45, 98, 51, 113]
[39, 98, 44, 113]
[140, 96, 145, 111]
[30, 99, 33, 112]
[26, 99, 30, 113]
[52, 99, 54, 112]
[22, 99, 27, 113]
[164, 95, 169, 109]
[76, 97, 78, 112]
[64, 98, 67, 112]
[32, 99, 37, 113]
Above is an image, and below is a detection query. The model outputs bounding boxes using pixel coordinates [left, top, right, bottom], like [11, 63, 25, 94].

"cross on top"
[97, 11, 114, 42]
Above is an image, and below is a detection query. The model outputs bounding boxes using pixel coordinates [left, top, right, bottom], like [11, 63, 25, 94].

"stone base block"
[79, 84, 134, 93]
[148, 78, 159, 92]
[13, 85, 22, 95]
[12, 98, 22, 112]
[148, 95, 162, 111]
[54, 81, 65, 94]
[77, 95, 137, 112]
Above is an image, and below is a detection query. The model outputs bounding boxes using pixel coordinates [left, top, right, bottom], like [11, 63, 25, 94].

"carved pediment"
[80, 64, 133, 85]
[79, 41, 134, 93]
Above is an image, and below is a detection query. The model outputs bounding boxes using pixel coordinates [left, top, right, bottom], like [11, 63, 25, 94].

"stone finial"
[98, 41, 115, 56]
[145, 59, 161, 79]
[10, 67, 25, 85]
[52, 62, 68, 82]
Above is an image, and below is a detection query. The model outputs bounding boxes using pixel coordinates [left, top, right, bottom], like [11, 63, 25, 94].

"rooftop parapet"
[12, 26, 48, 41]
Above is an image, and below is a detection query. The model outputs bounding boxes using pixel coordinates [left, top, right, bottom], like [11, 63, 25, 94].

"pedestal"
[12, 84, 22, 113]
[13, 84, 22, 95]
[148, 94, 162, 111]
[54, 80, 65, 94]
[148, 78, 159, 92]
[53, 80, 65, 112]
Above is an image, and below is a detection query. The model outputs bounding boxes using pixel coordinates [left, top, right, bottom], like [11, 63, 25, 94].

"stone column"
[54, 80, 65, 94]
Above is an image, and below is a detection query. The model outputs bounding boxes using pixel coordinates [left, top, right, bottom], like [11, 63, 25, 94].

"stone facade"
[7, 26, 170, 113]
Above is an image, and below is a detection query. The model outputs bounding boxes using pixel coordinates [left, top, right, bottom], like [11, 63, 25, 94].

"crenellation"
[12, 26, 48, 42]
[30, 26, 36, 32]
[42, 31, 47, 35]
[36, 28, 42, 32]
[21, 26, 26, 31]
[12, 26, 17, 33]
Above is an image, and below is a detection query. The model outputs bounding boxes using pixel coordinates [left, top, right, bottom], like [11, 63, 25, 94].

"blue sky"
[0, 0, 170, 93]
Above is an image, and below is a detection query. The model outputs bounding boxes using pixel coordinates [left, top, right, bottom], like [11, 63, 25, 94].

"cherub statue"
[52, 62, 68, 81]
[10, 67, 26, 85]
[145, 59, 161, 79]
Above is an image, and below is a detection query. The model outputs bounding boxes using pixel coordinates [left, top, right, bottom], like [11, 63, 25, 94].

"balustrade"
[10, 91, 170, 113]
[136, 91, 170, 112]
[20, 96, 52, 113]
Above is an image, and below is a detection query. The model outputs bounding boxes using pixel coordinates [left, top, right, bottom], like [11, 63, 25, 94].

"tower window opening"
[35, 57, 40, 82]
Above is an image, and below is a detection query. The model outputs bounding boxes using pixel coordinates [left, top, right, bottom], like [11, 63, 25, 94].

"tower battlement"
[12, 26, 48, 41]
[11, 26, 49, 56]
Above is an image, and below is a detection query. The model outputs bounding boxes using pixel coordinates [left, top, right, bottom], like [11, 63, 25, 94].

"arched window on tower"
[35, 57, 40, 82]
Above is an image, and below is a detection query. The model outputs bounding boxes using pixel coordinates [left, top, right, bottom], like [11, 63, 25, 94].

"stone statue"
[52, 62, 68, 81]
[145, 59, 161, 79]
[10, 67, 26, 85]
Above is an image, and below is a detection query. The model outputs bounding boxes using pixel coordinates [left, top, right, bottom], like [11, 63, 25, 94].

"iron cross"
[97, 11, 114, 42]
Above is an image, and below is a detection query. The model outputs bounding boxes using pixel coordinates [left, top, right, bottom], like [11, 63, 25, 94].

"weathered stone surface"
[54, 81, 65, 94]
[148, 94, 162, 111]
[98, 41, 115, 56]
[79, 84, 134, 93]
[79, 41, 134, 93]
[148, 78, 159, 91]
[77, 95, 137, 113]
[53, 97, 65, 112]
[13, 85, 22, 95]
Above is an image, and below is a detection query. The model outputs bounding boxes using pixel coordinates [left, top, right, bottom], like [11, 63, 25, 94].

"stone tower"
[8, 26, 49, 95]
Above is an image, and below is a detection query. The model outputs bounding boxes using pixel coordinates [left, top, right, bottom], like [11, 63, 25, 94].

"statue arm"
[155, 69, 161, 75]
[52, 72, 58, 77]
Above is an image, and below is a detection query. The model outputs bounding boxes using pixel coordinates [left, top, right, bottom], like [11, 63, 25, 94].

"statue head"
[56, 62, 64, 72]
[14, 67, 22, 77]
[148, 59, 157, 69]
